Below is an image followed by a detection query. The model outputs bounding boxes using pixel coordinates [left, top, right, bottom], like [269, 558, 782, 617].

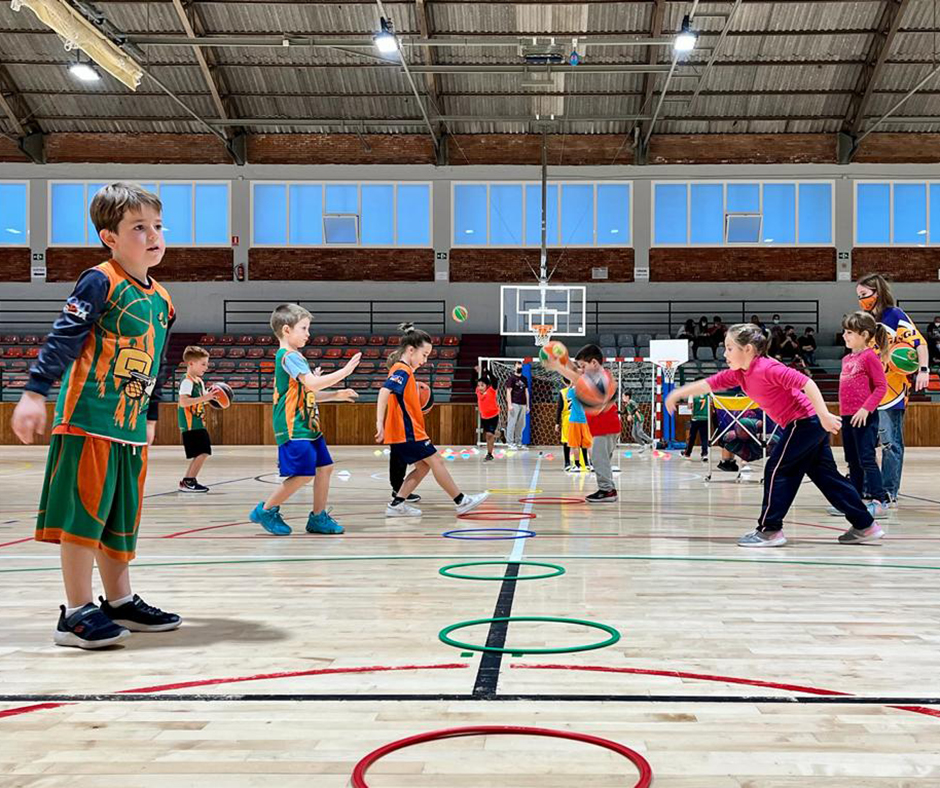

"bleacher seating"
[167, 332, 461, 404]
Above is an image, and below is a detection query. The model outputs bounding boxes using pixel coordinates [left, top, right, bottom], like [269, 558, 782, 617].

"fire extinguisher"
[235, 263, 245, 282]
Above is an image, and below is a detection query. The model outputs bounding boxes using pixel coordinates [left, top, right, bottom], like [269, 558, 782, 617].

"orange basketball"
[208, 381, 233, 409]
[417, 380, 434, 412]
[539, 340, 569, 366]
[574, 368, 616, 414]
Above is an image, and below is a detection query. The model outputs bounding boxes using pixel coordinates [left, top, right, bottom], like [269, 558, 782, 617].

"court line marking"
[5, 554, 940, 573]
[471, 456, 543, 698]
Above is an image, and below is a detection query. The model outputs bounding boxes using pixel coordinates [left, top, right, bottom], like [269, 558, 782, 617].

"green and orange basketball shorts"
[36, 432, 147, 562]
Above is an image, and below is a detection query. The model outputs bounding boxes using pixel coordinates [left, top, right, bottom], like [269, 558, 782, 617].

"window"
[854, 181, 940, 245]
[50, 181, 229, 247]
[454, 182, 631, 247]
[654, 181, 833, 246]
[253, 182, 430, 247]
[0, 182, 28, 246]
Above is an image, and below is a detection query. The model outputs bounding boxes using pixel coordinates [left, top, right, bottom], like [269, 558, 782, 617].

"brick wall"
[247, 134, 435, 165]
[450, 248, 634, 283]
[248, 248, 434, 280]
[447, 134, 634, 166]
[45, 133, 232, 164]
[649, 248, 836, 282]
[0, 137, 28, 162]
[648, 134, 837, 165]
[45, 248, 233, 282]
[852, 248, 940, 282]
[0, 248, 30, 281]
[854, 134, 940, 164]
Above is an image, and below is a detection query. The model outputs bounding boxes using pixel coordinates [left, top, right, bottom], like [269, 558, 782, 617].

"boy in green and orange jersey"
[10, 182, 182, 649]
[177, 345, 219, 493]
[249, 304, 360, 536]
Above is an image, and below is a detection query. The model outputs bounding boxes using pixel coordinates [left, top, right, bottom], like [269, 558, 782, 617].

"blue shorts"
[390, 439, 438, 466]
[278, 437, 333, 478]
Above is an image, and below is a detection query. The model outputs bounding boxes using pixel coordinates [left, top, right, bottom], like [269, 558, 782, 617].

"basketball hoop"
[660, 360, 678, 385]
[532, 324, 554, 347]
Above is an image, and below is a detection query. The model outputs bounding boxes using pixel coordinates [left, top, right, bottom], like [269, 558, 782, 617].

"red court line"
[0, 663, 468, 720]
[0, 538, 32, 549]
[515, 664, 940, 720]
[162, 520, 251, 538]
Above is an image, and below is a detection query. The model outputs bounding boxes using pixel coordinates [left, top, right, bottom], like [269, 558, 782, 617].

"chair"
[238, 360, 257, 371]
[324, 348, 342, 359]
[255, 335, 273, 346]
[215, 360, 235, 372]
[246, 347, 264, 359]
[432, 376, 453, 389]
[439, 348, 458, 360]
[386, 336, 400, 346]
[331, 335, 348, 346]
[343, 348, 359, 359]
[237, 335, 255, 345]
[209, 348, 225, 359]
[198, 335, 216, 345]
[617, 333, 635, 347]
[227, 347, 246, 359]
[599, 333, 617, 348]
[442, 335, 459, 346]
[349, 335, 367, 346]
[311, 335, 330, 346]
[218, 335, 236, 346]
[265, 347, 278, 358]
[22, 335, 40, 345]
[618, 347, 637, 359]
[363, 348, 381, 360]
[368, 335, 385, 346]
[304, 348, 323, 359]
[601, 346, 617, 359]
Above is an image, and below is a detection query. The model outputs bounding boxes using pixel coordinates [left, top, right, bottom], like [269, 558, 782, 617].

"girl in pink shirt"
[836, 312, 889, 518]
[666, 324, 878, 547]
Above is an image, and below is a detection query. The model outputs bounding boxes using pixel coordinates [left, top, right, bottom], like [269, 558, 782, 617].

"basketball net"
[660, 360, 678, 385]
[532, 324, 553, 347]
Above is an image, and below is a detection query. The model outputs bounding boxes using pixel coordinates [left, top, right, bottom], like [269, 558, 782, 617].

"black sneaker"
[586, 489, 618, 504]
[54, 604, 130, 649]
[99, 595, 182, 633]
[179, 478, 209, 493]
[391, 491, 421, 503]
[717, 459, 739, 472]
[483, 453, 495, 462]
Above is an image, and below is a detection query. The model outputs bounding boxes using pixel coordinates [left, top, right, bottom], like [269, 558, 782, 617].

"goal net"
[478, 356, 657, 448]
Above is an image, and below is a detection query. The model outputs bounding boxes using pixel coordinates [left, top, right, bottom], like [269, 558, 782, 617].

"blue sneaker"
[306, 510, 344, 535]
[250, 502, 291, 535]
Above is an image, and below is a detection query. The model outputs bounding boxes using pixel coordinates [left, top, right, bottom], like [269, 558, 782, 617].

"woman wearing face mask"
[926, 315, 940, 367]
[856, 273, 930, 508]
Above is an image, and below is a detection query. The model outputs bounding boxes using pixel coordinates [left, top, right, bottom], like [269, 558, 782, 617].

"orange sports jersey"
[383, 361, 428, 444]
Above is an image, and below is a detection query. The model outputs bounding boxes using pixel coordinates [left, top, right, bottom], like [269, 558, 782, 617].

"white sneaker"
[386, 502, 422, 517]
[455, 491, 489, 515]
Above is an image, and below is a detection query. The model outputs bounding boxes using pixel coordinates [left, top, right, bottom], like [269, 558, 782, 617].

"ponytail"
[726, 323, 769, 357]
[398, 322, 432, 351]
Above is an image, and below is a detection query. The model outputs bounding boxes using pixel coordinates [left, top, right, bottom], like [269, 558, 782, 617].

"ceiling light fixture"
[674, 15, 698, 53]
[373, 17, 399, 54]
[69, 60, 100, 82]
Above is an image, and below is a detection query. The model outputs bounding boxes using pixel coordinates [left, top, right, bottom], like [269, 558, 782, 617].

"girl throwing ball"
[665, 324, 879, 547]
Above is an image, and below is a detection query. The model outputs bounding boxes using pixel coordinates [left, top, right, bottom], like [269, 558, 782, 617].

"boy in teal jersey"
[11, 182, 181, 649]
[249, 303, 361, 536]
[683, 394, 709, 461]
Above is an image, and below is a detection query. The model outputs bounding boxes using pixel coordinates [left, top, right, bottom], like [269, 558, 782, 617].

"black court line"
[899, 492, 940, 506]
[2, 693, 938, 705]
[471, 561, 520, 699]
[145, 475, 260, 498]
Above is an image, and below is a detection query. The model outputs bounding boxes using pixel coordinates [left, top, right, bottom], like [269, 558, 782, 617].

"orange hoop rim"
[532, 324, 554, 346]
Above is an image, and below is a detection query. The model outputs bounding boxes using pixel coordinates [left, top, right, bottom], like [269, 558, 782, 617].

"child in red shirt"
[476, 373, 499, 461]
[544, 344, 620, 504]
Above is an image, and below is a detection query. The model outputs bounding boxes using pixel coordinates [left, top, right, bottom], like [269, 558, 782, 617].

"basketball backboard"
[500, 284, 587, 338]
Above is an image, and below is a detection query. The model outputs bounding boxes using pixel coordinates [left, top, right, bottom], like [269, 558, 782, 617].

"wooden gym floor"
[1, 444, 939, 786]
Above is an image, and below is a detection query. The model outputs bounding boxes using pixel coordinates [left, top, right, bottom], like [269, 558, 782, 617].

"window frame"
[451, 180, 633, 249]
[47, 179, 231, 248]
[652, 179, 835, 248]
[853, 180, 934, 247]
[250, 180, 432, 248]
[0, 180, 29, 247]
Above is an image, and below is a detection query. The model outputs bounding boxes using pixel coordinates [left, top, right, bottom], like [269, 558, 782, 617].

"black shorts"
[182, 429, 212, 459]
[390, 439, 438, 466]
[480, 416, 499, 435]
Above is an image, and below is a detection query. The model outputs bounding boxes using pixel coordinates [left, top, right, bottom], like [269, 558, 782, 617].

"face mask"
[859, 294, 878, 312]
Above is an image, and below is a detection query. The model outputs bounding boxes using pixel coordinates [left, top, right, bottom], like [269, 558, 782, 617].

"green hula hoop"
[438, 561, 566, 582]
[438, 616, 621, 655]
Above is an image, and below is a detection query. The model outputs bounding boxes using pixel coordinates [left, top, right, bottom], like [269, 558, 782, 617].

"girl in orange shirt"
[375, 323, 489, 518]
